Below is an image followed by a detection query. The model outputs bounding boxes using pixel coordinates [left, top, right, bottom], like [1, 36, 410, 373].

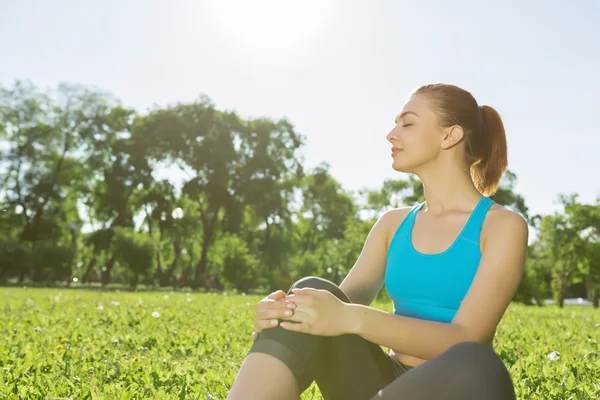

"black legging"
[248, 276, 516, 400]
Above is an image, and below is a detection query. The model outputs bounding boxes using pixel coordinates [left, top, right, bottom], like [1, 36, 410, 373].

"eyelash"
[401, 124, 412, 127]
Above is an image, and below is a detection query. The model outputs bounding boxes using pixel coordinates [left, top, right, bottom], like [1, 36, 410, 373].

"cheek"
[405, 129, 436, 156]
[392, 129, 439, 170]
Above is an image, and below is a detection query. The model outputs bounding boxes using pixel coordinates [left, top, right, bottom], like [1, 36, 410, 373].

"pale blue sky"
[1, 0, 599, 219]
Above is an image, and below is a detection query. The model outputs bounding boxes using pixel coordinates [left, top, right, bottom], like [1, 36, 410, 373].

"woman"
[228, 83, 528, 400]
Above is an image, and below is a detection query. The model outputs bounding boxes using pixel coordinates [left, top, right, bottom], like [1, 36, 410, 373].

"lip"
[391, 148, 403, 156]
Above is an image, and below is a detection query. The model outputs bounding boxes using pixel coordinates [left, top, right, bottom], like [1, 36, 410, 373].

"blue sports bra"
[384, 196, 494, 323]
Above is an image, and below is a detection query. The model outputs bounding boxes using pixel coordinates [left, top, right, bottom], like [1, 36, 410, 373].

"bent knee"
[445, 341, 507, 374]
[291, 276, 337, 290]
[447, 341, 495, 356]
[443, 341, 515, 396]
[289, 276, 349, 302]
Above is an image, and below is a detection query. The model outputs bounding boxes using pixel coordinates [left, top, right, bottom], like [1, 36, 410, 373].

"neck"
[415, 160, 483, 215]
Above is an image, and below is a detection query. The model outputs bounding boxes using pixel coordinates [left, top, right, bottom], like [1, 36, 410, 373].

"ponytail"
[470, 105, 508, 196]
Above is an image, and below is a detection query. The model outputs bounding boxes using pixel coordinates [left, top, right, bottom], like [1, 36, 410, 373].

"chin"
[391, 160, 412, 173]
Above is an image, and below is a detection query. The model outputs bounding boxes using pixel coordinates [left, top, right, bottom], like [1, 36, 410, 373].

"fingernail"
[287, 303, 295, 309]
[284, 310, 292, 316]
[271, 320, 278, 326]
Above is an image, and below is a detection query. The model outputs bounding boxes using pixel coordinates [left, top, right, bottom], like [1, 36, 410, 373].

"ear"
[440, 125, 464, 149]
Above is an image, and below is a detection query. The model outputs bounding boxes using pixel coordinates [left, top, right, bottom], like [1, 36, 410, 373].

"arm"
[344, 209, 529, 360]
[339, 208, 410, 305]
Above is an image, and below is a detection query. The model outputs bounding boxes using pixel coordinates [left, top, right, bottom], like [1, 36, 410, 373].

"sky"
[1, 0, 599, 220]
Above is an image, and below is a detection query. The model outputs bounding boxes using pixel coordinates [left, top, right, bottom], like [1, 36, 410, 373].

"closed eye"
[401, 124, 413, 127]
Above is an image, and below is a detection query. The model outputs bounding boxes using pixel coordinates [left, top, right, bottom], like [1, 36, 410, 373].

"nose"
[386, 127, 399, 143]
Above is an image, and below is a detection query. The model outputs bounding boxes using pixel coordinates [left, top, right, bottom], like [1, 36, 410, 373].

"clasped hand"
[278, 287, 351, 336]
[251, 287, 355, 341]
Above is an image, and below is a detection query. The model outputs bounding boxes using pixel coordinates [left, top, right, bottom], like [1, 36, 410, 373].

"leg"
[227, 352, 299, 400]
[371, 341, 516, 400]
[229, 276, 409, 400]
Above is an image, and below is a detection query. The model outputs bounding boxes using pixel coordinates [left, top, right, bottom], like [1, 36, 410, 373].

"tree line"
[0, 81, 598, 307]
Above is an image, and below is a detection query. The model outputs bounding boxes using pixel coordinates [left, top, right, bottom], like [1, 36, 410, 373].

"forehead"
[395, 94, 432, 121]
[402, 94, 429, 114]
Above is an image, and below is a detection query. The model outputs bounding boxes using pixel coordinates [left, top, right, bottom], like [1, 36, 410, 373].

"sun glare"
[204, 0, 335, 53]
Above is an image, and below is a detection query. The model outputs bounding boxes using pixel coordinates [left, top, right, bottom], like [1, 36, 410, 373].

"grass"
[0, 287, 598, 399]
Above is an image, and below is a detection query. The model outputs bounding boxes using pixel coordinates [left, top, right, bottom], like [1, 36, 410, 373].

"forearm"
[339, 286, 375, 306]
[344, 303, 470, 361]
[339, 280, 381, 306]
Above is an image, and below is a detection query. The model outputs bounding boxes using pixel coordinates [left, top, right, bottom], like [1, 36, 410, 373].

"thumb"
[291, 287, 317, 295]
[267, 290, 286, 300]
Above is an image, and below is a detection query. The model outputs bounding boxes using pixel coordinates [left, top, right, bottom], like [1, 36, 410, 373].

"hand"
[251, 290, 297, 341]
[279, 287, 351, 336]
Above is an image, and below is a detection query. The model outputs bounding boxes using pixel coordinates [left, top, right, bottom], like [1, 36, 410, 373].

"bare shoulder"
[380, 206, 413, 227]
[482, 203, 529, 247]
[380, 206, 414, 247]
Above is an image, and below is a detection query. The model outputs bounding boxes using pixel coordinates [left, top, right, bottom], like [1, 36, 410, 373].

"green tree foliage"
[1, 80, 597, 308]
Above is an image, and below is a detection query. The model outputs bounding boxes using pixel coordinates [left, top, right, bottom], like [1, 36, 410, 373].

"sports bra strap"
[460, 197, 494, 243]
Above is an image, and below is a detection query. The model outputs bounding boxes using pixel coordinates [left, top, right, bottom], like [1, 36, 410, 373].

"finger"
[258, 308, 294, 320]
[280, 321, 310, 333]
[291, 287, 324, 296]
[281, 309, 311, 324]
[258, 298, 296, 311]
[255, 318, 280, 331]
[267, 290, 286, 300]
[285, 294, 315, 306]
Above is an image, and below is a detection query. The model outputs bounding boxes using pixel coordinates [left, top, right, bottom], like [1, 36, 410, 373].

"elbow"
[452, 324, 488, 347]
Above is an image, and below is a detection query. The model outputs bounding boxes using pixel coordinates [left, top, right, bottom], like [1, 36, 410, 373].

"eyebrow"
[394, 111, 419, 124]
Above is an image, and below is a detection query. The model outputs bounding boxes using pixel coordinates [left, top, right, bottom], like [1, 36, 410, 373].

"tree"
[536, 197, 588, 308]
[0, 81, 129, 282]
[112, 227, 156, 289]
[490, 170, 530, 222]
[560, 194, 600, 307]
[295, 164, 357, 252]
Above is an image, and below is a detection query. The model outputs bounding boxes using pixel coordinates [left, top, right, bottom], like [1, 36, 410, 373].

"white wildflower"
[111, 301, 120, 306]
[34, 326, 42, 333]
[164, 295, 169, 300]
[548, 351, 560, 361]
[152, 311, 160, 318]
[97, 304, 104, 311]
[187, 298, 192, 302]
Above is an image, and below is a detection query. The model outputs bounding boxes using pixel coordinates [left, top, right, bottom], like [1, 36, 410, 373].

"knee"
[289, 276, 349, 302]
[445, 341, 509, 378]
[443, 341, 515, 397]
[291, 276, 336, 290]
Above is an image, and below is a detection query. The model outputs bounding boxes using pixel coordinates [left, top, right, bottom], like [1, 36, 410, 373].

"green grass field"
[0, 288, 598, 399]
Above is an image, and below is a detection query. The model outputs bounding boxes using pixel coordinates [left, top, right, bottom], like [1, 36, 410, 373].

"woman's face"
[386, 94, 448, 174]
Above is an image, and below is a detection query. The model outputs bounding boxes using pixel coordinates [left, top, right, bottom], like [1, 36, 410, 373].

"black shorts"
[248, 276, 414, 400]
